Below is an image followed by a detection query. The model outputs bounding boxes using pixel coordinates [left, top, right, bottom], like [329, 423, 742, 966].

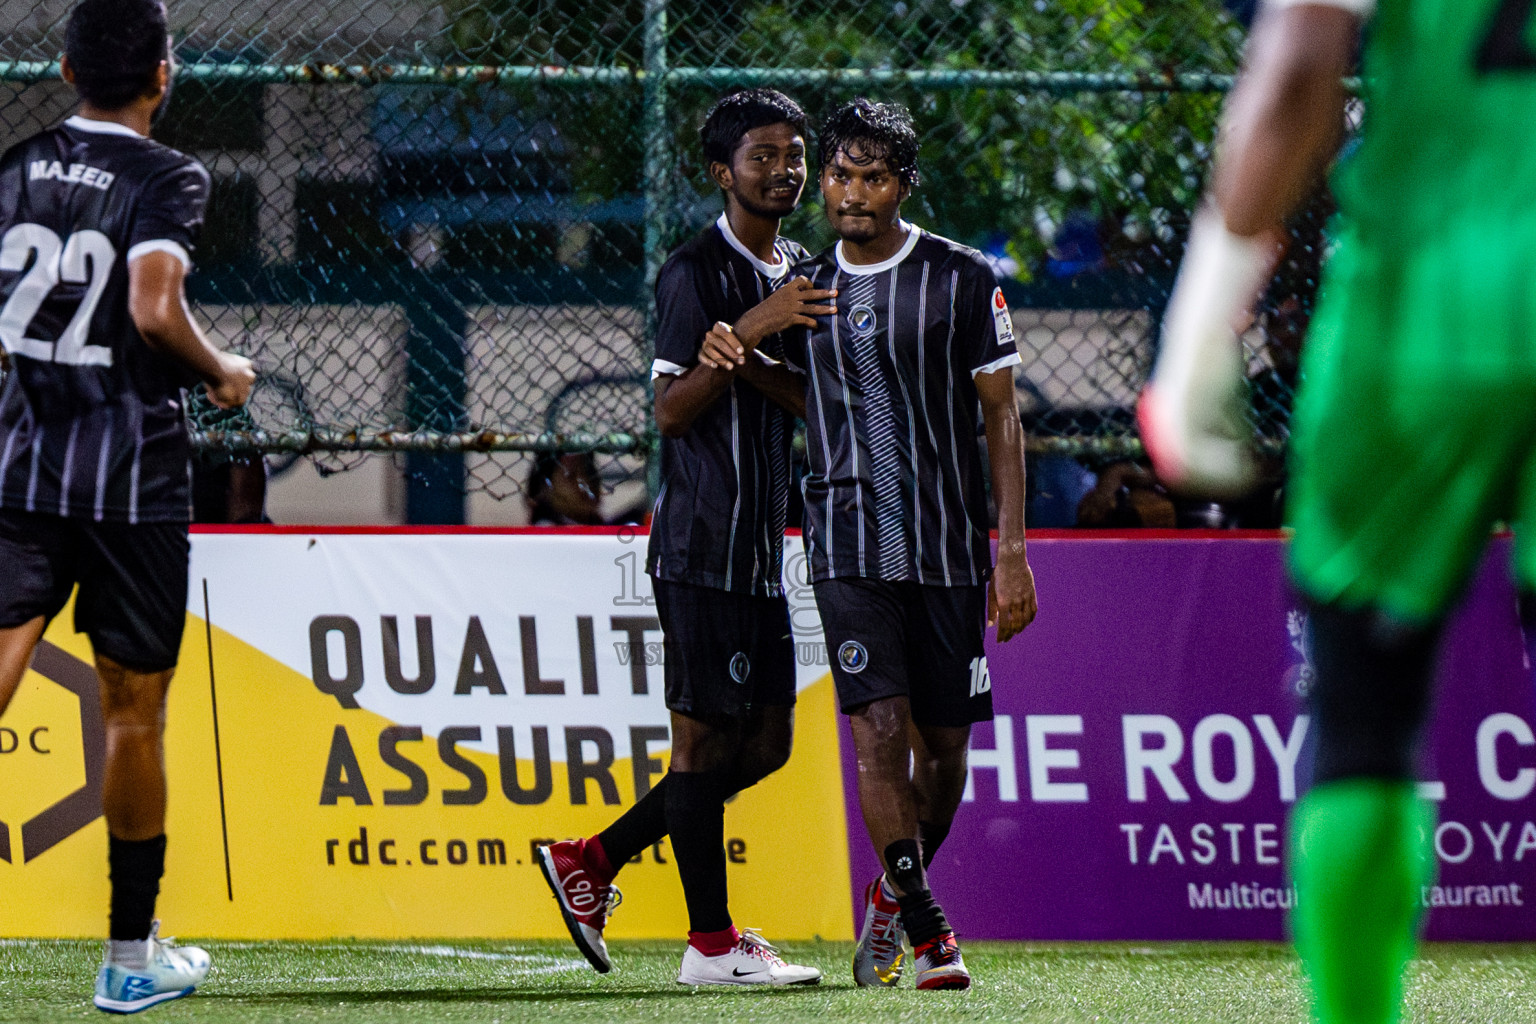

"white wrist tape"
[1265, 0, 1374, 17]
[1156, 206, 1274, 397]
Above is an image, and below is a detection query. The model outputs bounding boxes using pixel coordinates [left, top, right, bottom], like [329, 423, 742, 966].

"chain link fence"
[0, 0, 1322, 522]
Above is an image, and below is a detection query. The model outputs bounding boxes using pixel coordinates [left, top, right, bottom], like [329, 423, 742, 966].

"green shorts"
[1287, 239, 1536, 621]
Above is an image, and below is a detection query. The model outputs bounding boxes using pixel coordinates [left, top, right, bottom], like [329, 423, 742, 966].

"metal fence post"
[404, 278, 468, 525]
[642, 0, 671, 499]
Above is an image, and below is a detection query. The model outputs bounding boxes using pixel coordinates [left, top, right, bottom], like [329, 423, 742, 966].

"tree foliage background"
[439, 0, 1246, 274]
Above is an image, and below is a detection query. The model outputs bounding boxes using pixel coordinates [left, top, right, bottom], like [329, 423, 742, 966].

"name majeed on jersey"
[28, 160, 115, 191]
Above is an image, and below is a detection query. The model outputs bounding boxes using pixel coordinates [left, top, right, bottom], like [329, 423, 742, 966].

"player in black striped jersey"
[538, 89, 829, 986]
[709, 99, 1037, 990]
[0, 1, 253, 1012]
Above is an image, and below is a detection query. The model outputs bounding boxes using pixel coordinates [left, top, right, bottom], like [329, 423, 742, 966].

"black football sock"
[896, 889, 952, 949]
[885, 837, 926, 894]
[918, 819, 951, 870]
[885, 837, 951, 946]
[666, 769, 733, 935]
[109, 834, 166, 942]
[595, 775, 671, 872]
[595, 757, 774, 875]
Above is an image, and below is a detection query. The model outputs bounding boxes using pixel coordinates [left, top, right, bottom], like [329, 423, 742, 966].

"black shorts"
[0, 509, 189, 673]
[813, 576, 992, 727]
[653, 578, 796, 719]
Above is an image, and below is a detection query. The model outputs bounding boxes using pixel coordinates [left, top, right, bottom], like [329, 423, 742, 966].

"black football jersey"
[0, 116, 209, 523]
[785, 226, 1022, 586]
[645, 215, 808, 597]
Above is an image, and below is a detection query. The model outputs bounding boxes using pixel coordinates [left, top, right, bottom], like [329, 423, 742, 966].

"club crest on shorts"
[847, 303, 877, 339]
[838, 640, 869, 674]
[729, 651, 751, 685]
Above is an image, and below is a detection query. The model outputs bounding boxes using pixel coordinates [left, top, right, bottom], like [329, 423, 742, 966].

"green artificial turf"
[5, 939, 1536, 1023]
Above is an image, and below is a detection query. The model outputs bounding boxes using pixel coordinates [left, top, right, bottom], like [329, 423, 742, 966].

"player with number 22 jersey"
[0, 113, 209, 520]
[0, 0, 253, 1014]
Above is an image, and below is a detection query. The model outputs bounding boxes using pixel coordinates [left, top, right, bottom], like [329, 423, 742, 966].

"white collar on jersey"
[716, 212, 790, 281]
[63, 115, 146, 139]
[835, 221, 921, 276]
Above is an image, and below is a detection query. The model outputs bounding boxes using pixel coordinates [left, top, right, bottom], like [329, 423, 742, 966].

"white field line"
[253, 963, 586, 986]
[215, 942, 586, 966]
[0, 938, 587, 970]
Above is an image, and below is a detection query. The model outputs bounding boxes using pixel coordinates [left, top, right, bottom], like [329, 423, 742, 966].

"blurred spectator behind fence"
[191, 453, 269, 524]
[526, 452, 647, 527]
[1076, 462, 1176, 529]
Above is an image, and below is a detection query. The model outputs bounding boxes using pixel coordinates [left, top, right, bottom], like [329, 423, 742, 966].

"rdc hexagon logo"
[0, 642, 103, 863]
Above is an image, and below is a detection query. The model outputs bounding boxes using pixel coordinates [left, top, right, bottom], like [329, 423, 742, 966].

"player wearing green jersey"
[1142, 1, 1536, 1022]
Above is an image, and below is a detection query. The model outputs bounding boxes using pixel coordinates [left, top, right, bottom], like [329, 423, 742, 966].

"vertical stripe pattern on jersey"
[946, 269, 978, 582]
[128, 407, 143, 525]
[25, 428, 42, 511]
[807, 263, 839, 572]
[93, 408, 113, 521]
[904, 262, 930, 578]
[827, 269, 865, 573]
[0, 403, 23, 499]
[843, 271, 906, 578]
[57, 420, 80, 517]
[756, 276, 788, 593]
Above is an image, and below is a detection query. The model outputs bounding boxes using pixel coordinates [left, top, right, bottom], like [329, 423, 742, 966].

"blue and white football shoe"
[93, 922, 210, 1014]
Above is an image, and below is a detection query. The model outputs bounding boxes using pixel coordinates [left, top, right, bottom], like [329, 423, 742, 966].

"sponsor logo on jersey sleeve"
[990, 287, 1015, 345]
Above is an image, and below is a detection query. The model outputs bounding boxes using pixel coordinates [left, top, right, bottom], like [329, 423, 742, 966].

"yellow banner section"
[0, 611, 853, 941]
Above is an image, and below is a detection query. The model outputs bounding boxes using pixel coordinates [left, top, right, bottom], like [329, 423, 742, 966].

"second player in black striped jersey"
[786, 225, 1021, 586]
[562, 90, 829, 985]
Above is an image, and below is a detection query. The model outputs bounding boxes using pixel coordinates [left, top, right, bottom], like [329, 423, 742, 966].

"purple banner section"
[837, 537, 1536, 941]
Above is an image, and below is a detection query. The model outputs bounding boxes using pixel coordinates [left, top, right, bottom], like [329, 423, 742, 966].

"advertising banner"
[839, 536, 1536, 941]
[6, 532, 1534, 942]
[0, 530, 853, 941]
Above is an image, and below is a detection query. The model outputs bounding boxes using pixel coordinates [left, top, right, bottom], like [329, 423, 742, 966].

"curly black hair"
[817, 98, 921, 187]
[700, 88, 808, 166]
[65, 0, 169, 111]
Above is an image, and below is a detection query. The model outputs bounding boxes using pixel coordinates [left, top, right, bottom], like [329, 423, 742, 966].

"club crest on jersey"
[838, 640, 869, 674]
[990, 287, 1015, 345]
[729, 651, 751, 685]
[847, 303, 878, 339]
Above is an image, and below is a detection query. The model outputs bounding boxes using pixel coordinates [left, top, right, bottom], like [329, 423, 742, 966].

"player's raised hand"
[207, 352, 256, 410]
[988, 553, 1038, 643]
[699, 322, 743, 370]
[731, 276, 836, 351]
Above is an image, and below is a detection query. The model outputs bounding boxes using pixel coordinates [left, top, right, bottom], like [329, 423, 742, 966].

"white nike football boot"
[676, 928, 822, 986]
[92, 922, 210, 1014]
